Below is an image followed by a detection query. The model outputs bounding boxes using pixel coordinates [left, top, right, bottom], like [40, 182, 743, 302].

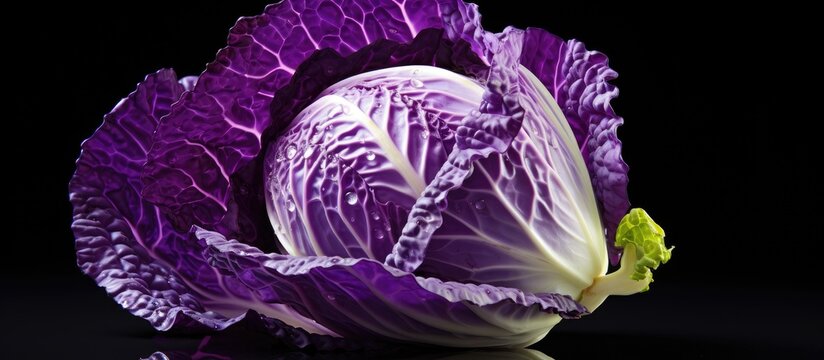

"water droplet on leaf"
[303, 146, 315, 159]
[345, 191, 358, 205]
[310, 132, 323, 144]
[285, 144, 297, 159]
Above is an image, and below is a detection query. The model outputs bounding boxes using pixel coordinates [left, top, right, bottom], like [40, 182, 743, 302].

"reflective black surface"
[3, 275, 820, 359]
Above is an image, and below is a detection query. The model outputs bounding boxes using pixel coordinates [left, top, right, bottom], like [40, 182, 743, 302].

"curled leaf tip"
[615, 208, 672, 287]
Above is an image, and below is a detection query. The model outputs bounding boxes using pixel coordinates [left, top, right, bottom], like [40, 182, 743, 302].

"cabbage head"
[70, 0, 671, 349]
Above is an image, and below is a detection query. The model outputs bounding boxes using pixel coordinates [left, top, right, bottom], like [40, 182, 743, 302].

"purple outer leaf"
[265, 28, 483, 141]
[250, 311, 383, 351]
[143, 0, 438, 239]
[439, 0, 496, 62]
[69, 69, 248, 332]
[520, 28, 630, 264]
[384, 28, 525, 272]
[199, 227, 586, 347]
[70, 70, 349, 348]
[141, 0, 489, 248]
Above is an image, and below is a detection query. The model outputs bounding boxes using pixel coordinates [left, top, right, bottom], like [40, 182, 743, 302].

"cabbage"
[70, 0, 671, 349]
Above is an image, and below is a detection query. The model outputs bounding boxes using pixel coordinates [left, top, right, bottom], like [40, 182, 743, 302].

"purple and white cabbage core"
[266, 65, 606, 299]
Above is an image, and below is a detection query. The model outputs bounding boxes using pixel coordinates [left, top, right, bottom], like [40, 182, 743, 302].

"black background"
[3, 1, 820, 358]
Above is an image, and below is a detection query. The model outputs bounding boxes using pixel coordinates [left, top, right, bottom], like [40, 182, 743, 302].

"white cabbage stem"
[578, 208, 672, 312]
[579, 244, 650, 311]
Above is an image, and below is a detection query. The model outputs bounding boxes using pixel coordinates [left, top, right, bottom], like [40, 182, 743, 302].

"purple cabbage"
[70, 0, 641, 349]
